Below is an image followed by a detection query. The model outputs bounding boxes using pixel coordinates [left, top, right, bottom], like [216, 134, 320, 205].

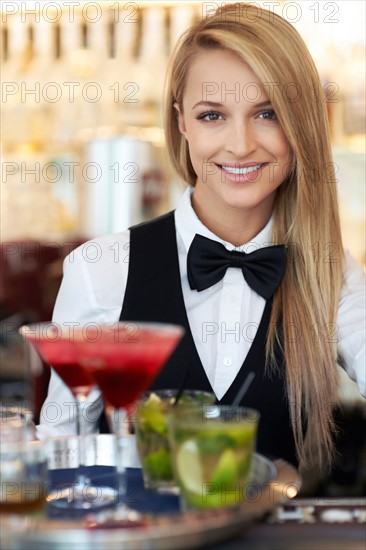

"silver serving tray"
[0, 436, 301, 550]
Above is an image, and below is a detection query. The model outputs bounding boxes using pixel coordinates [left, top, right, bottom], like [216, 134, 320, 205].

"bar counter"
[210, 497, 366, 550]
[1, 461, 364, 550]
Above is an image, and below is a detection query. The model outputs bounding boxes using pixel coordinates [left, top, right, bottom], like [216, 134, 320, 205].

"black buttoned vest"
[119, 211, 298, 467]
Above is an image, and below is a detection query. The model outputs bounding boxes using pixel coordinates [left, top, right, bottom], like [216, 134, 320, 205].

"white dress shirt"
[37, 188, 366, 439]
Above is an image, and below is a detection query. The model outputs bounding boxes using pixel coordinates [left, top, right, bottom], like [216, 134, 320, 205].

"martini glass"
[19, 322, 116, 510]
[74, 322, 184, 508]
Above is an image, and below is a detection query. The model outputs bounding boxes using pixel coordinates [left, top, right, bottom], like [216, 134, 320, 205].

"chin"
[220, 190, 263, 211]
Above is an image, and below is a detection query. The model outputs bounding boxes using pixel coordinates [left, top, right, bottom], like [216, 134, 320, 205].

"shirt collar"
[175, 187, 274, 253]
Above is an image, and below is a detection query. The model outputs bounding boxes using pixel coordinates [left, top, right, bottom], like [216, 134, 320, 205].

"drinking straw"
[232, 371, 256, 407]
[173, 368, 191, 406]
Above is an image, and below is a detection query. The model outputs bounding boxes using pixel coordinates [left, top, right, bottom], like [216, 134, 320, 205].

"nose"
[224, 119, 257, 158]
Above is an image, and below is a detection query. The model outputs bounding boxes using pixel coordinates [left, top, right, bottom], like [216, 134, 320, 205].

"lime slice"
[228, 424, 257, 446]
[176, 440, 203, 494]
[197, 431, 235, 454]
[139, 398, 167, 434]
[210, 448, 238, 486]
[144, 449, 173, 480]
[238, 451, 252, 480]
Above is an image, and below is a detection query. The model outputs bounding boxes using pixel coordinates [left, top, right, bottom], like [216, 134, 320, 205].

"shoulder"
[337, 250, 365, 398]
[54, 231, 131, 321]
[340, 250, 365, 298]
[64, 231, 131, 267]
[62, 231, 131, 308]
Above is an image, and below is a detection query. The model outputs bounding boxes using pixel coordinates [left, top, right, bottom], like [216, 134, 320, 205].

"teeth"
[221, 164, 262, 175]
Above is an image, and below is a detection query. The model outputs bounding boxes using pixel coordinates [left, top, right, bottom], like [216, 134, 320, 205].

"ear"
[173, 102, 187, 136]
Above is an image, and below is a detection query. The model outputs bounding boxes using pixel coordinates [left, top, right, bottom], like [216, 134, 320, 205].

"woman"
[38, 3, 365, 470]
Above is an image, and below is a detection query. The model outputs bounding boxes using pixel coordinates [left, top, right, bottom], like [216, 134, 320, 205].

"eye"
[196, 110, 224, 122]
[257, 109, 277, 121]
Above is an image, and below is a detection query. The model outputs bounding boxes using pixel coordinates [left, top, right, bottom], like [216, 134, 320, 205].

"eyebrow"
[192, 100, 273, 110]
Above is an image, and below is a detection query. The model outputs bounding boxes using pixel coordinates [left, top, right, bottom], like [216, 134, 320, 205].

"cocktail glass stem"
[105, 406, 136, 505]
[73, 395, 91, 492]
[47, 392, 117, 509]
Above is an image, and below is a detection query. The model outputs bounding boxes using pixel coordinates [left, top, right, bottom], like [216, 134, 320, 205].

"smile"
[219, 163, 264, 175]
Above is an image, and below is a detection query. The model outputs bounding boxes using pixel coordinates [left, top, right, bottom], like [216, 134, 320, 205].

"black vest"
[119, 211, 298, 467]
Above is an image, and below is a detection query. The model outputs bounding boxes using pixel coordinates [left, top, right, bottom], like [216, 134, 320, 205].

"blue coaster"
[47, 467, 180, 519]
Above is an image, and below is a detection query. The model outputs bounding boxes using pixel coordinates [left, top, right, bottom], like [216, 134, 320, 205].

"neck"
[191, 190, 273, 246]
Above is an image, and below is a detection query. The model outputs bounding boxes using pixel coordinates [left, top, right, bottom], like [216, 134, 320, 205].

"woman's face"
[175, 48, 292, 219]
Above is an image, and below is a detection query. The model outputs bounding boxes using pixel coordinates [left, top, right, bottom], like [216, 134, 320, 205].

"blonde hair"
[163, 3, 344, 470]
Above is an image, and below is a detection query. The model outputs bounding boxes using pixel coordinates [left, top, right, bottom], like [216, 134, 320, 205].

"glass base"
[155, 485, 180, 495]
[47, 485, 117, 510]
[84, 503, 146, 529]
[142, 475, 179, 493]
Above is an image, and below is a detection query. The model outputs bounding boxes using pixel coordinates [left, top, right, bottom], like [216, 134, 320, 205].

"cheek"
[265, 132, 292, 182]
[276, 131, 292, 158]
[186, 132, 209, 161]
[274, 133, 292, 167]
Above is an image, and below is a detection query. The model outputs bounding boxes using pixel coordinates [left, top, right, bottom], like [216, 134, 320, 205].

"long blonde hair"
[163, 3, 344, 469]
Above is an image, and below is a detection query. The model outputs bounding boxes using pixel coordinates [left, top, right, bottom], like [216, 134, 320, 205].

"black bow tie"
[187, 234, 287, 300]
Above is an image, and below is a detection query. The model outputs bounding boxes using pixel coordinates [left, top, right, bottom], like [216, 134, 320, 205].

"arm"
[337, 250, 366, 398]
[36, 233, 130, 439]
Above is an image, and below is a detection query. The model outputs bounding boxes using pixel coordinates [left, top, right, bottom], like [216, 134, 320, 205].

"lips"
[215, 162, 268, 183]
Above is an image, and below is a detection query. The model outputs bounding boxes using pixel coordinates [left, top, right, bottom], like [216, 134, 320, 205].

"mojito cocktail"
[136, 390, 215, 489]
[168, 405, 259, 509]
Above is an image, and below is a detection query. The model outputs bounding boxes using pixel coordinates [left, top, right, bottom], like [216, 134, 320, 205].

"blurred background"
[1, 1, 365, 496]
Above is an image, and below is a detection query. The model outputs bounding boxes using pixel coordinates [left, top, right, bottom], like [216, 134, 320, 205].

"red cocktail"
[19, 322, 111, 510]
[26, 332, 94, 399]
[77, 323, 183, 409]
[76, 322, 184, 514]
[20, 321, 184, 512]
[20, 322, 96, 399]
